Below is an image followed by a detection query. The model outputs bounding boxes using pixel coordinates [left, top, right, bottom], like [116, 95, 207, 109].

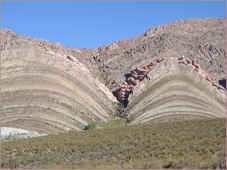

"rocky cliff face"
[1, 18, 226, 134]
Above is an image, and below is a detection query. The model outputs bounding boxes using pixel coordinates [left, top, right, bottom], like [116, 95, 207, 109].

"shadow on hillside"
[124, 73, 131, 79]
[219, 79, 226, 89]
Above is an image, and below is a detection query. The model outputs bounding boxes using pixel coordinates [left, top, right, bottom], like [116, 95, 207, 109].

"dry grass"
[1, 117, 226, 169]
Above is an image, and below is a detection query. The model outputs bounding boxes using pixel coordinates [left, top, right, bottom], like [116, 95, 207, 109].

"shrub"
[84, 123, 97, 130]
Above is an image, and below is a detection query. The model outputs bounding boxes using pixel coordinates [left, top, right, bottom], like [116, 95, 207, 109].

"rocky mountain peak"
[75, 18, 226, 92]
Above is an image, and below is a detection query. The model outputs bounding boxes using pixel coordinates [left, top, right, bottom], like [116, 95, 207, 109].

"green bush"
[84, 123, 97, 130]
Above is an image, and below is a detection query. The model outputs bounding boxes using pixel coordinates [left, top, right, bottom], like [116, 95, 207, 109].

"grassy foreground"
[1, 118, 226, 169]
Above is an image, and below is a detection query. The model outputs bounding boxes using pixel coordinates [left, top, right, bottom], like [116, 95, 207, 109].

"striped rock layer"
[120, 58, 226, 125]
[115, 56, 221, 104]
[1, 48, 117, 134]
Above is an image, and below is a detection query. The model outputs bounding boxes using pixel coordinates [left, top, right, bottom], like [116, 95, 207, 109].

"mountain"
[1, 18, 226, 135]
[81, 18, 226, 91]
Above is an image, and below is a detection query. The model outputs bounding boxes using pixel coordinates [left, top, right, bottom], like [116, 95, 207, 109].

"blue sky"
[2, 1, 226, 49]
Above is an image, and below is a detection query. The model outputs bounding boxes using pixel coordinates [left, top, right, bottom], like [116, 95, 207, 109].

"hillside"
[82, 18, 226, 91]
[1, 118, 226, 169]
[1, 17, 226, 134]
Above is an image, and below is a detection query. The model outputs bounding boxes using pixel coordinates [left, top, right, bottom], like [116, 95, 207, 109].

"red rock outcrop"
[115, 57, 220, 103]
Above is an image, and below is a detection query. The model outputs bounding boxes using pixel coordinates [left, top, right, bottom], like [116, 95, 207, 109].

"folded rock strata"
[120, 58, 226, 124]
[115, 56, 222, 104]
[1, 30, 117, 133]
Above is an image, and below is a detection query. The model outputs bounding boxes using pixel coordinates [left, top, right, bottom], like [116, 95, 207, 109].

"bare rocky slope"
[1, 18, 226, 134]
[82, 18, 226, 91]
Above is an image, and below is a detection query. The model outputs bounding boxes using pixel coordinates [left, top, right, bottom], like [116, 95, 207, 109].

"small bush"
[84, 123, 97, 130]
